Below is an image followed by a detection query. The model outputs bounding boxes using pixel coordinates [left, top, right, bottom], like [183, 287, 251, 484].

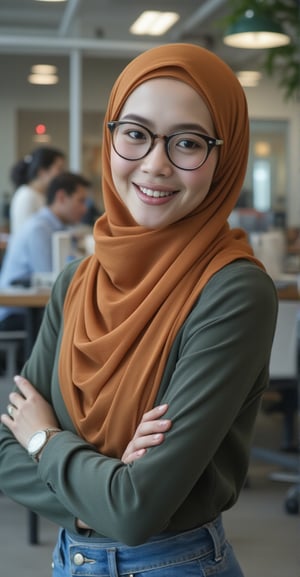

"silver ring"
[7, 404, 14, 418]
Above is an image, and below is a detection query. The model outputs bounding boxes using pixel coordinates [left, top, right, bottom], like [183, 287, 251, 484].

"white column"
[69, 49, 82, 171]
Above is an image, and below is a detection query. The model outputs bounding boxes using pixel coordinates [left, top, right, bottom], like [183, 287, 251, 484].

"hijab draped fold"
[59, 44, 263, 457]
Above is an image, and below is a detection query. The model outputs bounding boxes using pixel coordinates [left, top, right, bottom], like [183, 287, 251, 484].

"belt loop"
[107, 547, 119, 577]
[205, 517, 223, 562]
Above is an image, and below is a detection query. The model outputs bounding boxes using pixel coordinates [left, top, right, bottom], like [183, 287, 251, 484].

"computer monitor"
[52, 227, 93, 276]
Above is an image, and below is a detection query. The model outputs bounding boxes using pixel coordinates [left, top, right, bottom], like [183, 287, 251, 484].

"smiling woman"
[0, 43, 278, 577]
[109, 77, 223, 229]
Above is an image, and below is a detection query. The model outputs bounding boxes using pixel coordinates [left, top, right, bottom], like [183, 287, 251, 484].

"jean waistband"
[64, 515, 225, 574]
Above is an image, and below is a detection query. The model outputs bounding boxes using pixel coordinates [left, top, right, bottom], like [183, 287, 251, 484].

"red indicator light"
[35, 123, 47, 135]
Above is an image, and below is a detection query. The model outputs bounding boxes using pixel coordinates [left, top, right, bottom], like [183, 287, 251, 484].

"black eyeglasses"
[108, 121, 223, 171]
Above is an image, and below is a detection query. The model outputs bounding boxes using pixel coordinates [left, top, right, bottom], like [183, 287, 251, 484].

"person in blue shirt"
[0, 171, 90, 331]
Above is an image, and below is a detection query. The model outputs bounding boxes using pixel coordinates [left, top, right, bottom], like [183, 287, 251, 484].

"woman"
[0, 44, 277, 576]
[9, 146, 65, 234]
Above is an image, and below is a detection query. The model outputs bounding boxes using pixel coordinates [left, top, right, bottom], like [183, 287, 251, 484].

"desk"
[0, 232, 9, 251]
[0, 288, 50, 308]
[277, 285, 299, 301]
[275, 276, 300, 301]
[0, 232, 9, 267]
[0, 288, 50, 355]
[0, 288, 50, 545]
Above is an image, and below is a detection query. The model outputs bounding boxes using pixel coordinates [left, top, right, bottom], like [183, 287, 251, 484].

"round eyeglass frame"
[108, 120, 223, 171]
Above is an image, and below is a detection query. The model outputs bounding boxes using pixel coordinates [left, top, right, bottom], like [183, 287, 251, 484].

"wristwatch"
[27, 428, 61, 461]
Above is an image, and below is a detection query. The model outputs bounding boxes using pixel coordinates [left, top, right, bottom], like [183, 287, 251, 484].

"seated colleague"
[9, 146, 66, 235]
[0, 171, 90, 331]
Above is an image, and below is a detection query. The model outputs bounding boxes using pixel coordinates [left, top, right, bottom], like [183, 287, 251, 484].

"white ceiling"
[0, 0, 266, 70]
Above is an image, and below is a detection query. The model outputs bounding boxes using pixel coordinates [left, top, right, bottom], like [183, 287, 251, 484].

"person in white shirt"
[9, 146, 66, 235]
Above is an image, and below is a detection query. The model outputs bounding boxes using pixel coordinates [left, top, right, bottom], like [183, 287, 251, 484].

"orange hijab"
[59, 43, 262, 457]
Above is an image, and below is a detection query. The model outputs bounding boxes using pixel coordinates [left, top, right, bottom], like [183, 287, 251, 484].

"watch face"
[27, 430, 47, 455]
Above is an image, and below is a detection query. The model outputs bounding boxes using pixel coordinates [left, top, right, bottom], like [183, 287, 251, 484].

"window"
[243, 120, 288, 215]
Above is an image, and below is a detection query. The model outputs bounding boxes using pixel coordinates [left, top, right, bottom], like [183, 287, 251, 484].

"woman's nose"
[140, 139, 173, 176]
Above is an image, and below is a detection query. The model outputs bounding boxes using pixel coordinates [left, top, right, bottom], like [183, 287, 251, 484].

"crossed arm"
[1, 375, 171, 464]
[1, 375, 171, 531]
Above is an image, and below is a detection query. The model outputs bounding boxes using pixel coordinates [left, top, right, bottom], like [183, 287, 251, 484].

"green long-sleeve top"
[0, 259, 278, 546]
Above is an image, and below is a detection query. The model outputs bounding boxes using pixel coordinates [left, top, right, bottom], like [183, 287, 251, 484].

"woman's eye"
[177, 138, 201, 150]
[129, 130, 145, 140]
[126, 130, 146, 142]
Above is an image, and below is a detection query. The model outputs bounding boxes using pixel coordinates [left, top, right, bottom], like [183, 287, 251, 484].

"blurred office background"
[0, 1, 299, 575]
[0, 0, 299, 241]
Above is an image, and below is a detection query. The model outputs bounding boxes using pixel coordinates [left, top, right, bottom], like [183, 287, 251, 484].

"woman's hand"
[0, 375, 59, 449]
[121, 404, 171, 464]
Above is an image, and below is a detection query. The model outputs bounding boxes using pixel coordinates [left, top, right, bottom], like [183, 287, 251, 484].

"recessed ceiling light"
[28, 63, 59, 85]
[31, 64, 57, 75]
[28, 74, 59, 85]
[130, 11, 180, 36]
[236, 70, 262, 87]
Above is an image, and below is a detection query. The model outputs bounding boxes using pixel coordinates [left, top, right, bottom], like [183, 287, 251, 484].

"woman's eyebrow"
[120, 113, 210, 135]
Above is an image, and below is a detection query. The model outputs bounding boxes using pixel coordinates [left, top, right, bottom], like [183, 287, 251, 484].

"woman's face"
[110, 78, 220, 229]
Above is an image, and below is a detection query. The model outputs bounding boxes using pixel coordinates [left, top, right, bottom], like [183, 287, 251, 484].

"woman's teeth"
[140, 186, 174, 198]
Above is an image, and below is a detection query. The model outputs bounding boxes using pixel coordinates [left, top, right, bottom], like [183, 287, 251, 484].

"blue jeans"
[52, 515, 244, 576]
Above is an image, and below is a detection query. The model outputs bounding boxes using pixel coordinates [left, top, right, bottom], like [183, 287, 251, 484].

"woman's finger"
[122, 448, 146, 464]
[8, 391, 24, 410]
[13, 375, 36, 398]
[121, 404, 172, 464]
[140, 404, 169, 423]
[122, 431, 166, 464]
[133, 417, 171, 441]
[132, 432, 165, 451]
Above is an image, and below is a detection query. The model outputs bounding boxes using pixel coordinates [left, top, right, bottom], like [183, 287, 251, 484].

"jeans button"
[73, 552, 85, 566]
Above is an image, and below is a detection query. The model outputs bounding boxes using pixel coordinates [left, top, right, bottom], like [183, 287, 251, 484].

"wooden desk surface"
[277, 284, 300, 301]
[0, 288, 51, 308]
[0, 281, 298, 306]
[0, 232, 9, 251]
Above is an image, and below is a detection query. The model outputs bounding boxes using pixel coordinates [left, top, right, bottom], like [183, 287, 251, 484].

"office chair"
[0, 330, 27, 382]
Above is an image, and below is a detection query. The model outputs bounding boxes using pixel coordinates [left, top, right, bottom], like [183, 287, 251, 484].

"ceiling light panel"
[31, 64, 57, 74]
[130, 11, 180, 36]
[28, 73, 59, 85]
